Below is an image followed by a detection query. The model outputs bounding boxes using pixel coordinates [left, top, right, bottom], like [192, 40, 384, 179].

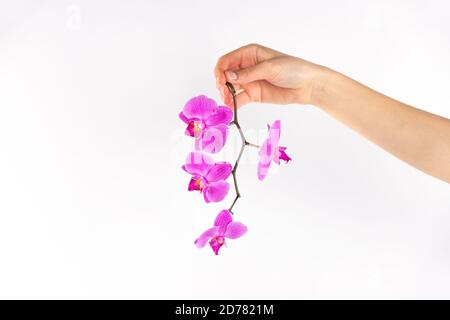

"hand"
[214, 43, 325, 108]
[215, 44, 450, 183]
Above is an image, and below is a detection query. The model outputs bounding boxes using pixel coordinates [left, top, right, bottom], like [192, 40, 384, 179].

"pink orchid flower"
[258, 120, 292, 180]
[182, 152, 232, 203]
[179, 95, 233, 154]
[194, 209, 247, 255]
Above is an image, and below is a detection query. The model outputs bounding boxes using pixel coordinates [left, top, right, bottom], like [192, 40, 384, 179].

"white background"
[0, 0, 449, 299]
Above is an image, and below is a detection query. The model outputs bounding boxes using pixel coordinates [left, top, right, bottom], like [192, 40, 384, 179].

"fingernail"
[225, 70, 237, 81]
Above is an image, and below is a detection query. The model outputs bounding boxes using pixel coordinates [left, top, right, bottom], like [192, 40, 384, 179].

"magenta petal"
[183, 152, 214, 176]
[209, 236, 225, 255]
[179, 112, 190, 124]
[214, 209, 233, 235]
[188, 176, 205, 192]
[259, 138, 273, 162]
[224, 222, 248, 239]
[188, 177, 198, 191]
[203, 181, 230, 203]
[269, 120, 281, 147]
[273, 151, 280, 165]
[194, 137, 201, 151]
[205, 106, 233, 126]
[184, 120, 204, 138]
[203, 188, 211, 203]
[258, 138, 273, 180]
[279, 147, 292, 163]
[194, 227, 217, 248]
[199, 124, 228, 154]
[257, 160, 271, 181]
[185, 121, 196, 137]
[205, 162, 232, 182]
[182, 95, 216, 120]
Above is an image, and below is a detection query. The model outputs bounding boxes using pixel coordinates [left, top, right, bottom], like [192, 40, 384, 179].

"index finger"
[214, 44, 276, 87]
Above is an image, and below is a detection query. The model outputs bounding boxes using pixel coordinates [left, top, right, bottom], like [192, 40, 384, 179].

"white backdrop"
[0, 0, 449, 299]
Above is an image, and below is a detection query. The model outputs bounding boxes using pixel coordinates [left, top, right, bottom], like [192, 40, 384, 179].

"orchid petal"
[214, 209, 233, 235]
[199, 124, 228, 154]
[205, 106, 233, 126]
[194, 227, 217, 248]
[179, 112, 190, 124]
[194, 137, 201, 151]
[279, 146, 292, 163]
[209, 236, 225, 255]
[184, 121, 196, 137]
[273, 151, 280, 165]
[224, 222, 248, 239]
[182, 152, 214, 177]
[203, 181, 230, 203]
[182, 95, 216, 120]
[257, 159, 271, 181]
[187, 176, 205, 192]
[206, 162, 232, 182]
[203, 190, 211, 203]
[269, 120, 281, 147]
[259, 138, 273, 163]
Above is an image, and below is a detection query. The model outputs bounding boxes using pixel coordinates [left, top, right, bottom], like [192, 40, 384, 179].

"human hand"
[216, 45, 450, 184]
[214, 43, 326, 108]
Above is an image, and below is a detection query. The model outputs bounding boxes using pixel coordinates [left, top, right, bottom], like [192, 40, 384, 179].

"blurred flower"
[258, 120, 291, 180]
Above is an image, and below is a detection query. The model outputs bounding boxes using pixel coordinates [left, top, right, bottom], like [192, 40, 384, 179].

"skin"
[215, 43, 450, 183]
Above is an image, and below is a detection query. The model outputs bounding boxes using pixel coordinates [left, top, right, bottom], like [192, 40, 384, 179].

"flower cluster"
[180, 83, 291, 255]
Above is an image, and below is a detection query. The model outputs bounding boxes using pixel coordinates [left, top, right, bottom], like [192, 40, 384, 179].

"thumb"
[225, 61, 274, 84]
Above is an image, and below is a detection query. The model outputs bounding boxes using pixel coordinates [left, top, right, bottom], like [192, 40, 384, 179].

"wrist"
[309, 65, 336, 108]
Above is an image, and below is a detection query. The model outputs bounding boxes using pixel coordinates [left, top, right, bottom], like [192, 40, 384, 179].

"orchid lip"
[278, 146, 291, 163]
[185, 120, 204, 138]
[209, 236, 225, 255]
[188, 176, 207, 192]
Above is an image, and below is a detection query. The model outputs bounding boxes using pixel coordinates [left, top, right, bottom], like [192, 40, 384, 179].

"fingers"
[215, 44, 281, 108]
[223, 82, 260, 109]
[224, 61, 276, 85]
[223, 81, 301, 109]
[219, 83, 241, 106]
[223, 87, 251, 109]
[215, 44, 257, 83]
[223, 89, 251, 109]
[214, 43, 276, 87]
[235, 90, 252, 108]
[257, 81, 301, 105]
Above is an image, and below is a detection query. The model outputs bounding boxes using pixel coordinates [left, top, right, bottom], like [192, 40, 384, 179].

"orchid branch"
[183, 85, 291, 255]
[226, 82, 260, 213]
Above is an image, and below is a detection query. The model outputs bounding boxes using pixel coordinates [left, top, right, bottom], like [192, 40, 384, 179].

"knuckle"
[216, 55, 227, 65]
[245, 43, 260, 50]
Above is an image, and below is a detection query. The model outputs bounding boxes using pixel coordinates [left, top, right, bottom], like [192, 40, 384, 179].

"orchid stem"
[245, 141, 260, 148]
[226, 82, 259, 214]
